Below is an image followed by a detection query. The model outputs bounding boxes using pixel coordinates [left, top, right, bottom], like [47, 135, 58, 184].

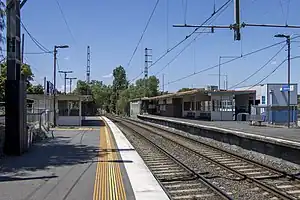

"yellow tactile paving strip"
[93, 125, 127, 200]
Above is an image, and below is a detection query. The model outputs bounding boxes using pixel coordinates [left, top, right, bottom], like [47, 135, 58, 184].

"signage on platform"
[280, 85, 294, 92]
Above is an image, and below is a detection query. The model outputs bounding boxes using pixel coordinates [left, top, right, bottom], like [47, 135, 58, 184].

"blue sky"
[18, 0, 300, 92]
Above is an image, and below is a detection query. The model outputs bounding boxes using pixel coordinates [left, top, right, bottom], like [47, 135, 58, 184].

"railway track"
[113, 116, 300, 200]
[116, 120, 232, 200]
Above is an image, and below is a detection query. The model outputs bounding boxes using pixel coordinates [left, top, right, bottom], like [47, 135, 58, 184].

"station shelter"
[27, 94, 92, 126]
[237, 83, 298, 125]
[130, 88, 256, 121]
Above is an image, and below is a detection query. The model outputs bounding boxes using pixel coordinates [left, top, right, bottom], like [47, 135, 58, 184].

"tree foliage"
[0, 62, 38, 100]
[72, 65, 160, 115]
[177, 87, 193, 92]
[27, 84, 44, 94]
[74, 80, 92, 95]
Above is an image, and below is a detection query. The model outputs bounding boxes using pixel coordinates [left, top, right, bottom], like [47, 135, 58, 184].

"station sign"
[280, 85, 294, 92]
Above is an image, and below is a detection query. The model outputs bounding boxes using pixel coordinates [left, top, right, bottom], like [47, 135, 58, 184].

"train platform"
[138, 114, 300, 144]
[0, 116, 168, 200]
[138, 114, 300, 164]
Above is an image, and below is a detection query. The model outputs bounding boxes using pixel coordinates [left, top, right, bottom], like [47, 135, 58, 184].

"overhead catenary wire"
[248, 56, 300, 89]
[182, 0, 188, 24]
[56, 59, 64, 80]
[19, 19, 51, 53]
[127, 0, 160, 68]
[2, 49, 52, 54]
[164, 36, 300, 86]
[229, 44, 287, 89]
[54, 0, 76, 44]
[154, 0, 232, 76]
[130, 0, 233, 83]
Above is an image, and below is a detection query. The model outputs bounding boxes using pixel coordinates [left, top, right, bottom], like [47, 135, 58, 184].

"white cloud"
[64, 56, 70, 60]
[102, 73, 113, 78]
[271, 60, 277, 65]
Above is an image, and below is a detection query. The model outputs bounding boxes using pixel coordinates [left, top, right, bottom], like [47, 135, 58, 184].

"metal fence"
[27, 108, 55, 131]
[250, 105, 298, 127]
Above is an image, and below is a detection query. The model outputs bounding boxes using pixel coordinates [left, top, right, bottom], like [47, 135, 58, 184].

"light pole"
[53, 45, 69, 126]
[275, 34, 291, 128]
[58, 70, 73, 94]
[66, 77, 77, 93]
[209, 74, 228, 90]
[219, 56, 240, 90]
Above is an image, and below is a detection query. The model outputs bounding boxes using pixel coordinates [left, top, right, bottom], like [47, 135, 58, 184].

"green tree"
[27, 84, 44, 94]
[112, 65, 128, 113]
[74, 80, 92, 95]
[0, 1, 4, 54]
[0, 62, 35, 100]
[135, 76, 160, 97]
[116, 76, 160, 115]
[112, 66, 128, 91]
[178, 87, 193, 92]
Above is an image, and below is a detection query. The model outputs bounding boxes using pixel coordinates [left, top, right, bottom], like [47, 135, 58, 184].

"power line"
[154, 1, 231, 76]
[164, 37, 300, 86]
[248, 56, 300, 89]
[149, 0, 232, 69]
[54, 0, 76, 44]
[127, 0, 160, 68]
[19, 19, 50, 53]
[2, 49, 52, 54]
[56, 59, 64, 80]
[130, 0, 233, 83]
[229, 44, 287, 89]
[154, 32, 208, 76]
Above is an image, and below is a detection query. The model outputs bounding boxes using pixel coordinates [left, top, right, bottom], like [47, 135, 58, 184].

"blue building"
[250, 83, 298, 125]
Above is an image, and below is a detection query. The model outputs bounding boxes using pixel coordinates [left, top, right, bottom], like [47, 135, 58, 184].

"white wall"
[211, 111, 233, 121]
[57, 116, 81, 126]
[210, 94, 234, 121]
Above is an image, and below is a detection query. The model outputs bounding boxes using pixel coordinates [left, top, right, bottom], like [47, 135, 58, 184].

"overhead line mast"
[86, 46, 91, 83]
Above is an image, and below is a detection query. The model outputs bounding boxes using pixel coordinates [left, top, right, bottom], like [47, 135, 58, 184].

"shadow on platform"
[0, 139, 102, 174]
[0, 175, 58, 182]
[81, 118, 105, 126]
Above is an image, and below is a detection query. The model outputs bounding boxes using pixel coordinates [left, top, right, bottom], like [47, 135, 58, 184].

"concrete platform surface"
[0, 128, 100, 200]
[142, 115, 300, 144]
[0, 118, 168, 200]
[102, 116, 169, 200]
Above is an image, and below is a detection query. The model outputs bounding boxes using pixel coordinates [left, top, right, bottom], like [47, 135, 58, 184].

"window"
[262, 96, 266, 104]
[191, 102, 195, 111]
[184, 102, 191, 111]
[212, 100, 219, 111]
[58, 100, 68, 116]
[196, 101, 201, 111]
[58, 100, 80, 116]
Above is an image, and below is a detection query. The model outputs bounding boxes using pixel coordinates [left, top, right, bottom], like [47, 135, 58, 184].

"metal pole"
[21, 33, 24, 64]
[69, 78, 72, 93]
[53, 46, 57, 126]
[287, 36, 291, 128]
[225, 75, 228, 90]
[64, 72, 67, 94]
[162, 73, 165, 92]
[44, 77, 46, 110]
[219, 56, 221, 90]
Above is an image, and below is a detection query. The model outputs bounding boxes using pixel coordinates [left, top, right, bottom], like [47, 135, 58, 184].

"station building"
[27, 94, 93, 126]
[130, 87, 256, 121]
[237, 83, 298, 125]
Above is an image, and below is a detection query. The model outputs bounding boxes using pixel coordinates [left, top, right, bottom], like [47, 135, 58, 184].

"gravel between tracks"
[134, 118, 300, 175]
[118, 120, 280, 200]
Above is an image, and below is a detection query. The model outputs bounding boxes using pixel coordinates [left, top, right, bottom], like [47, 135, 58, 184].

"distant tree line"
[73, 65, 161, 115]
